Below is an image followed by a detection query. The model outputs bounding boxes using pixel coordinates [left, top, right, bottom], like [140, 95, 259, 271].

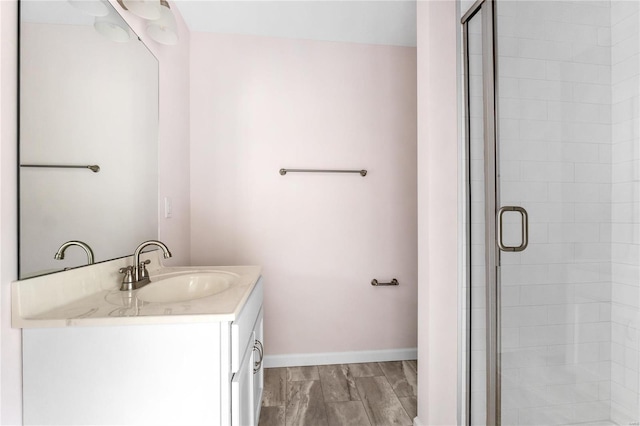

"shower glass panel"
[463, 0, 640, 424]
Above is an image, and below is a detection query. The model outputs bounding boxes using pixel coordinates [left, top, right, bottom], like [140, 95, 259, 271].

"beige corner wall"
[416, 1, 459, 425]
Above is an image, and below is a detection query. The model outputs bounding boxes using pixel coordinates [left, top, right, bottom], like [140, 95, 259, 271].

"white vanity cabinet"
[22, 277, 264, 426]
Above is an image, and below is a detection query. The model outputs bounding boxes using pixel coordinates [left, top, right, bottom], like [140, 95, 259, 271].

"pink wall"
[416, 1, 460, 425]
[1, 1, 21, 423]
[189, 33, 418, 358]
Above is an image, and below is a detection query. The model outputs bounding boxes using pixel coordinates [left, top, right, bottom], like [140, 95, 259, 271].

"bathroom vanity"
[12, 254, 264, 426]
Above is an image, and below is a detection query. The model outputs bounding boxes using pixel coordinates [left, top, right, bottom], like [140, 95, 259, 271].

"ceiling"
[172, 1, 417, 47]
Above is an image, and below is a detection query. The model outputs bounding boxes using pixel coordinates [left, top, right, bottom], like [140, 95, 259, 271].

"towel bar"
[279, 168, 367, 177]
[21, 164, 100, 173]
[371, 278, 399, 286]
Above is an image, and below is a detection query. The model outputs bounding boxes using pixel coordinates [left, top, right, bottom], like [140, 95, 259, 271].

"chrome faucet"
[120, 240, 172, 291]
[54, 240, 94, 266]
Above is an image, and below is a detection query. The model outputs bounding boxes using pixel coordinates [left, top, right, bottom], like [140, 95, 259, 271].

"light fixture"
[121, 0, 162, 20]
[67, 0, 110, 17]
[94, 9, 130, 43]
[146, 0, 178, 45]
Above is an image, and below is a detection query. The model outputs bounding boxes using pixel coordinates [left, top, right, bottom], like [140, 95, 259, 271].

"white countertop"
[12, 253, 261, 328]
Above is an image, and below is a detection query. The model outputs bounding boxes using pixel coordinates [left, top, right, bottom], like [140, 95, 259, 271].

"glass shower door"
[496, 1, 614, 424]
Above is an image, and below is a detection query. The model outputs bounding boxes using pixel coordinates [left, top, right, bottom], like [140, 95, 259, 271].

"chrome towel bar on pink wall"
[371, 279, 399, 286]
[21, 164, 100, 173]
[279, 168, 367, 177]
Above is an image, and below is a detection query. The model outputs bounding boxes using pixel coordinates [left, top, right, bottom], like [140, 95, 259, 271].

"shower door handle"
[497, 206, 528, 252]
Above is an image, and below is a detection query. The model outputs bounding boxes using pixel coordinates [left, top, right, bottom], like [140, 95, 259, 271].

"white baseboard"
[263, 348, 417, 368]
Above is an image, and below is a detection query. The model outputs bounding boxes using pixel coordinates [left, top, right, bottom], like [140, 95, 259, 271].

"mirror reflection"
[19, 0, 159, 278]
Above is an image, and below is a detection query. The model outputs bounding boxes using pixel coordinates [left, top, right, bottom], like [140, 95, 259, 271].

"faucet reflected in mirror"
[54, 240, 95, 268]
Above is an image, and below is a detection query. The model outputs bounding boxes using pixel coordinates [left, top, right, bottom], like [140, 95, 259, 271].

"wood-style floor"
[259, 361, 417, 426]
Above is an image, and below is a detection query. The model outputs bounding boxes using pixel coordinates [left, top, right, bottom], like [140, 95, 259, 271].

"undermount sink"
[136, 271, 238, 303]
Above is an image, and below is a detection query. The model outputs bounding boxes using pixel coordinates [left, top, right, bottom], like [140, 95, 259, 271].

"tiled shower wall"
[610, 1, 640, 423]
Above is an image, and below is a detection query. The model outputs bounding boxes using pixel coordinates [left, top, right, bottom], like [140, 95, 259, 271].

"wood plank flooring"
[259, 361, 417, 426]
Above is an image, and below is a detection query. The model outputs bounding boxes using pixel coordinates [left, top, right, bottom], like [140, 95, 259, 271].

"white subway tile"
[572, 401, 610, 423]
[612, 75, 639, 103]
[501, 264, 550, 286]
[575, 163, 612, 184]
[573, 82, 611, 104]
[612, 98, 637, 123]
[547, 263, 601, 285]
[520, 283, 574, 305]
[501, 181, 549, 202]
[520, 99, 549, 120]
[549, 182, 601, 203]
[520, 79, 573, 101]
[611, 382, 640, 414]
[548, 223, 600, 243]
[564, 122, 611, 144]
[499, 77, 520, 98]
[612, 140, 638, 163]
[498, 36, 520, 58]
[549, 102, 611, 124]
[611, 11, 640, 45]
[503, 305, 548, 327]
[612, 282, 640, 308]
[545, 20, 598, 45]
[612, 33, 639, 65]
[612, 360, 626, 385]
[518, 17, 554, 41]
[572, 44, 610, 66]
[612, 53, 640, 85]
[574, 202, 610, 222]
[611, 1, 639, 26]
[519, 39, 572, 61]
[502, 286, 521, 307]
[625, 346, 639, 371]
[597, 27, 611, 47]
[575, 322, 612, 343]
[625, 366, 639, 393]
[520, 162, 573, 183]
[559, 143, 601, 163]
[574, 282, 612, 303]
[546, 382, 599, 405]
[500, 57, 547, 80]
[520, 119, 562, 141]
[527, 202, 575, 223]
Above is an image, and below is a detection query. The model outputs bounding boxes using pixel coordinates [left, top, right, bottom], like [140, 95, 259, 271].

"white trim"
[263, 348, 417, 368]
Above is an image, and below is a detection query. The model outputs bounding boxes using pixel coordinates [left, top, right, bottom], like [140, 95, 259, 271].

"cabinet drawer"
[231, 277, 263, 373]
[231, 331, 255, 426]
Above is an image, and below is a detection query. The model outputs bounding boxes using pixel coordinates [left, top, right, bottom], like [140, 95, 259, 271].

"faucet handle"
[119, 266, 135, 291]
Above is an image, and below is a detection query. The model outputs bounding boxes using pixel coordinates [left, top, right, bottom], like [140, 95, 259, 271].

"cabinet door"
[252, 308, 264, 422]
[232, 331, 255, 426]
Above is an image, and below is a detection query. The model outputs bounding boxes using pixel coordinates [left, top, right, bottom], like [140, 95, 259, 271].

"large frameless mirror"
[19, 0, 159, 278]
